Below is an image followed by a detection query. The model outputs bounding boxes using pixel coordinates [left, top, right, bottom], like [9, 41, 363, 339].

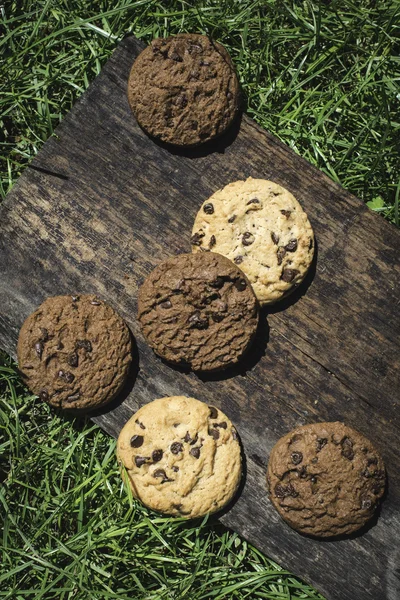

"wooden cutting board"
[1, 37, 399, 600]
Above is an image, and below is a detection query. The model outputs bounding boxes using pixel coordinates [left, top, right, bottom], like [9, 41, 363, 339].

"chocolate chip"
[281, 269, 299, 282]
[190, 447, 201, 459]
[34, 342, 43, 359]
[67, 352, 79, 368]
[316, 438, 328, 452]
[235, 278, 247, 292]
[210, 277, 224, 289]
[91, 300, 101, 305]
[209, 235, 216, 248]
[274, 483, 298, 498]
[228, 215, 236, 223]
[276, 247, 286, 265]
[231, 428, 238, 441]
[57, 341, 64, 350]
[153, 468, 170, 482]
[367, 457, 378, 466]
[291, 451, 303, 465]
[247, 198, 260, 205]
[66, 392, 80, 402]
[271, 232, 279, 245]
[188, 311, 208, 329]
[361, 497, 373, 510]
[170, 442, 183, 454]
[285, 239, 298, 252]
[208, 427, 219, 440]
[200, 59, 210, 66]
[172, 466, 179, 472]
[135, 456, 147, 468]
[130, 435, 144, 448]
[72, 296, 79, 302]
[152, 449, 163, 462]
[135, 419, 146, 430]
[76, 339, 92, 352]
[242, 232, 255, 246]
[341, 437, 354, 460]
[39, 389, 49, 401]
[216, 421, 227, 429]
[191, 232, 205, 246]
[234, 255, 244, 264]
[160, 300, 172, 309]
[184, 432, 198, 445]
[298, 466, 308, 478]
[209, 406, 218, 419]
[58, 370, 75, 384]
[280, 210, 291, 218]
[203, 203, 214, 215]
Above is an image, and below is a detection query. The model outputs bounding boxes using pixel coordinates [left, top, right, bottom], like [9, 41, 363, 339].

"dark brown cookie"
[137, 253, 259, 371]
[267, 422, 386, 538]
[127, 33, 240, 146]
[17, 295, 132, 411]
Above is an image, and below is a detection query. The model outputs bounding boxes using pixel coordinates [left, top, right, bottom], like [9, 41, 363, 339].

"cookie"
[137, 252, 259, 372]
[117, 396, 242, 518]
[267, 422, 386, 537]
[127, 34, 240, 146]
[191, 178, 314, 305]
[17, 295, 132, 411]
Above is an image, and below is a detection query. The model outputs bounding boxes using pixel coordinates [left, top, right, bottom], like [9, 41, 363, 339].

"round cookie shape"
[267, 422, 386, 538]
[117, 396, 242, 518]
[191, 178, 314, 305]
[137, 252, 259, 372]
[127, 33, 240, 146]
[17, 295, 132, 411]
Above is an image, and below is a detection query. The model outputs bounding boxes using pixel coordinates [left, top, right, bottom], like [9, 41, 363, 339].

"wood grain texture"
[1, 37, 399, 600]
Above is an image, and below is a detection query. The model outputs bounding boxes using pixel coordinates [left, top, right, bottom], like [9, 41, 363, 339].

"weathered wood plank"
[0, 37, 399, 600]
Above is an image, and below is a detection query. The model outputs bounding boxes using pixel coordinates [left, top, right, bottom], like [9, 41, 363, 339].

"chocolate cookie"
[17, 295, 132, 411]
[117, 396, 242, 518]
[191, 178, 314, 305]
[267, 422, 386, 537]
[127, 34, 240, 146]
[137, 253, 259, 372]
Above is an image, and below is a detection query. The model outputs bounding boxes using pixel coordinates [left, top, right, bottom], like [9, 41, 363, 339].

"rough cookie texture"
[192, 178, 314, 305]
[17, 295, 132, 411]
[117, 396, 242, 517]
[267, 422, 386, 537]
[137, 253, 259, 372]
[127, 34, 240, 146]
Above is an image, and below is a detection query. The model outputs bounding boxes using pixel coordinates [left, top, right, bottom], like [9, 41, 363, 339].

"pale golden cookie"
[191, 178, 314, 305]
[117, 396, 242, 518]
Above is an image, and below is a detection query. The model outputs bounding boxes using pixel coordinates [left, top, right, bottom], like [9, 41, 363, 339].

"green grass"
[1, 0, 399, 223]
[0, 353, 325, 599]
[1, 1, 399, 597]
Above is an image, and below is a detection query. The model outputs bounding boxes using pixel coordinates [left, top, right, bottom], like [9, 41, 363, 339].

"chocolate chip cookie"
[267, 422, 386, 537]
[137, 252, 259, 372]
[127, 34, 240, 146]
[117, 396, 242, 517]
[17, 295, 132, 411]
[191, 178, 314, 305]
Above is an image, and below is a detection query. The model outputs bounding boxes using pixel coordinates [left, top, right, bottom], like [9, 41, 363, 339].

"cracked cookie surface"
[127, 33, 240, 146]
[137, 252, 259, 372]
[267, 422, 386, 537]
[191, 178, 314, 305]
[17, 295, 132, 411]
[117, 396, 242, 518]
